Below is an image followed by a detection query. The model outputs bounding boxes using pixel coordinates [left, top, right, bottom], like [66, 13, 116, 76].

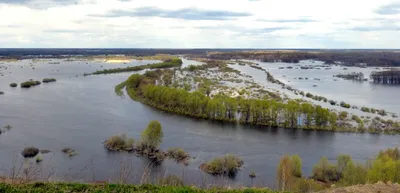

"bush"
[312, 157, 340, 182]
[291, 155, 302, 178]
[104, 134, 134, 151]
[42, 78, 56, 83]
[62, 148, 79, 157]
[340, 161, 367, 186]
[167, 147, 189, 162]
[21, 80, 41, 88]
[361, 107, 370, 113]
[340, 101, 351, 108]
[329, 100, 337, 105]
[200, 154, 244, 175]
[249, 171, 256, 178]
[339, 111, 348, 120]
[21, 147, 39, 158]
[305, 93, 313, 98]
[141, 120, 163, 150]
[291, 178, 325, 193]
[378, 109, 387, 116]
[158, 175, 184, 186]
[9, 83, 18, 87]
[36, 156, 43, 163]
[0, 91, 4, 95]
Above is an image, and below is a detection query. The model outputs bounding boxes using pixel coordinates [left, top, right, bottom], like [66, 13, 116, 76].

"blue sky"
[0, 0, 399, 48]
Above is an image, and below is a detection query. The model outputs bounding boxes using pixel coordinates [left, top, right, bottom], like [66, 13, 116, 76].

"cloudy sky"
[0, 0, 399, 48]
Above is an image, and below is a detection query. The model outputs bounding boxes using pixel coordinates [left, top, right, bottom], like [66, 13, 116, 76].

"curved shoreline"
[116, 73, 400, 135]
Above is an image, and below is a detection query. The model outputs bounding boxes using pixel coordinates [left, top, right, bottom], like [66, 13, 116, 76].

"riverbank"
[116, 61, 400, 134]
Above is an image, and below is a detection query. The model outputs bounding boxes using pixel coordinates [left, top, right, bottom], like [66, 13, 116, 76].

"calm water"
[0, 59, 399, 187]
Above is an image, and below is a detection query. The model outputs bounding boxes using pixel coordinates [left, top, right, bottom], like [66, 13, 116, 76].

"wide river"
[0, 58, 399, 187]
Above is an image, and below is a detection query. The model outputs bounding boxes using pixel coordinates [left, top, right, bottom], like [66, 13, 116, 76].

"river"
[0, 59, 399, 187]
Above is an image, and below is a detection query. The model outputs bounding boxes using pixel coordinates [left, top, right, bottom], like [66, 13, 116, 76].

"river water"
[0, 59, 399, 187]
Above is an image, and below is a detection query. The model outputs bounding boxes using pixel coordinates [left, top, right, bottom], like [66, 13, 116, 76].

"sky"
[0, 0, 399, 48]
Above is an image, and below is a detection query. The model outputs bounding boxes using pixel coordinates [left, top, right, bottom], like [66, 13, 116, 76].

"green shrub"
[36, 156, 43, 163]
[305, 93, 313, 98]
[0, 91, 3, 95]
[291, 155, 302, 178]
[21, 147, 39, 158]
[9, 83, 18, 87]
[21, 80, 41, 88]
[339, 111, 348, 120]
[291, 178, 325, 193]
[312, 157, 340, 182]
[340, 102, 351, 108]
[340, 161, 367, 186]
[361, 107, 370, 113]
[42, 78, 56, 83]
[104, 134, 134, 151]
[200, 154, 244, 175]
[167, 147, 189, 162]
[141, 120, 163, 150]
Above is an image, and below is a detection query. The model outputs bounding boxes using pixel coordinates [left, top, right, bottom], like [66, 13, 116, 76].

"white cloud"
[0, 0, 399, 48]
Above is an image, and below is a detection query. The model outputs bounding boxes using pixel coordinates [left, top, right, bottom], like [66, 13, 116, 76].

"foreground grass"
[0, 183, 282, 193]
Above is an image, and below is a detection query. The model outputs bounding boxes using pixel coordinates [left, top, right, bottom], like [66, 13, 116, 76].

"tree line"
[118, 72, 344, 131]
[207, 51, 400, 66]
[92, 58, 183, 75]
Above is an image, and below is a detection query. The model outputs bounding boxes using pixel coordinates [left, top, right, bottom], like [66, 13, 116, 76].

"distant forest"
[206, 51, 400, 66]
[1, 49, 400, 67]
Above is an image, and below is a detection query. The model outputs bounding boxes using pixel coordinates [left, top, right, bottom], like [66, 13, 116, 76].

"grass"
[0, 183, 281, 193]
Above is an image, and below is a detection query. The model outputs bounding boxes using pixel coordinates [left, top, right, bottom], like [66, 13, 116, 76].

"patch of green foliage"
[42, 78, 56, 83]
[340, 102, 351, 109]
[114, 81, 126, 96]
[167, 147, 190, 162]
[9, 83, 18, 87]
[200, 154, 244, 175]
[104, 133, 134, 151]
[20, 80, 41, 88]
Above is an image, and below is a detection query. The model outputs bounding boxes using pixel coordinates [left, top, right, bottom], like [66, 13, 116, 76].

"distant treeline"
[92, 58, 183, 75]
[207, 51, 400, 66]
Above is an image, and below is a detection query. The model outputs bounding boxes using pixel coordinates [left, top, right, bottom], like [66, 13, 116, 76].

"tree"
[337, 154, 352, 177]
[141, 120, 164, 150]
[341, 161, 367, 186]
[367, 154, 397, 183]
[291, 155, 302, 178]
[312, 157, 339, 182]
[277, 155, 294, 191]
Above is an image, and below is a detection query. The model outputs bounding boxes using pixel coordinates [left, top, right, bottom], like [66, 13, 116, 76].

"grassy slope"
[0, 183, 283, 193]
